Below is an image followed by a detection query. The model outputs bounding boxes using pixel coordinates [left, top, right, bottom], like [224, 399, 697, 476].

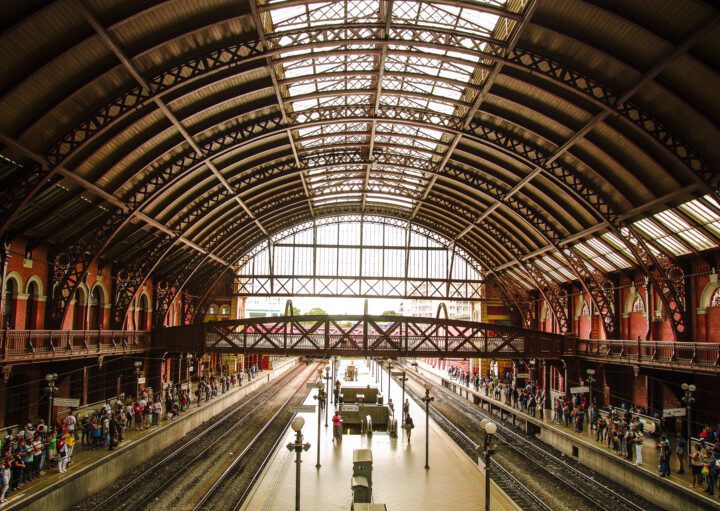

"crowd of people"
[0, 364, 262, 504]
[446, 365, 720, 498]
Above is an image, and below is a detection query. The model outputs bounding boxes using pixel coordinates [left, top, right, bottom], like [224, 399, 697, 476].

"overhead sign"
[391, 371, 405, 376]
[54, 398, 80, 408]
[662, 408, 687, 418]
[289, 405, 316, 413]
[515, 373, 530, 378]
[137, 377, 146, 384]
[342, 405, 359, 412]
[570, 386, 589, 394]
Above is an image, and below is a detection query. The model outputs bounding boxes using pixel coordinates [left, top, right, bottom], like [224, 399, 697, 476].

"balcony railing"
[575, 339, 720, 373]
[1, 329, 151, 363]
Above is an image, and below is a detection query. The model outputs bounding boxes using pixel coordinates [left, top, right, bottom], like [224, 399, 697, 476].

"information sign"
[342, 405, 359, 412]
[662, 408, 687, 418]
[54, 398, 80, 408]
[570, 386, 589, 394]
[137, 377, 146, 384]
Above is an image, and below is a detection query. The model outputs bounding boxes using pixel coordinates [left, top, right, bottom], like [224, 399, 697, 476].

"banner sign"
[570, 386, 589, 394]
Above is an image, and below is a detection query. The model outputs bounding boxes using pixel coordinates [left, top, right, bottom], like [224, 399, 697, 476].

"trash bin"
[353, 449, 373, 486]
[351, 476, 371, 504]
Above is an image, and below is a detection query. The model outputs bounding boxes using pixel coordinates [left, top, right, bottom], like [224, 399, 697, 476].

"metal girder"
[2, 18, 715, 243]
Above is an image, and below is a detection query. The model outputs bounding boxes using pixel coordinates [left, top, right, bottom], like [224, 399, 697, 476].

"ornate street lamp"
[286, 417, 311, 511]
[421, 381, 434, 469]
[681, 383, 696, 449]
[313, 380, 325, 468]
[45, 373, 59, 426]
[386, 358, 393, 405]
[324, 364, 331, 427]
[586, 368, 596, 408]
[479, 419, 497, 511]
[133, 360, 143, 399]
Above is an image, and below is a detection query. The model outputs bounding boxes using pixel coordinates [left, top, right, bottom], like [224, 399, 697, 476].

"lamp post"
[313, 381, 325, 468]
[399, 371, 408, 425]
[286, 417, 311, 511]
[133, 360, 143, 399]
[479, 419, 497, 511]
[421, 382, 434, 469]
[324, 365, 331, 427]
[45, 373, 58, 426]
[681, 383, 696, 449]
[386, 358, 392, 406]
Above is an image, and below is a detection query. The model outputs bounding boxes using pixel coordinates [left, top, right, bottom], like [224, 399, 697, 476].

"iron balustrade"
[1, 329, 151, 362]
[575, 338, 720, 374]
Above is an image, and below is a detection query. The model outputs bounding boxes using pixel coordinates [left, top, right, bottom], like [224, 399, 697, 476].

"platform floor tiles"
[243, 360, 515, 511]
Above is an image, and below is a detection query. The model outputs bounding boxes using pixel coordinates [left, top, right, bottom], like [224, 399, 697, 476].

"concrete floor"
[242, 359, 517, 511]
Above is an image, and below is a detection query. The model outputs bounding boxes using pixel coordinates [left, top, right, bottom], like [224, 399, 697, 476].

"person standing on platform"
[403, 399, 410, 417]
[332, 411, 343, 443]
[634, 430, 644, 465]
[690, 443, 704, 486]
[388, 398, 395, 417]
[334, 380, 341, 405]
[658, 435, 671, 477]
[675, 433, 687, 474]
[404, 413, 414, 443]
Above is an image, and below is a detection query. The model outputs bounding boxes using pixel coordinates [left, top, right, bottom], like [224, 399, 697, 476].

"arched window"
[632, 296, 645, 313]
[3, 278, 18, 329]
[208, 305, 217, 315]
[220, 306, 229, 315]
[711, 288, 720, 308]
[25, 281, 38, 329]
[581, 300, 590, 317]
[545, 305, 552, 320]
[89, 286, 104, 330]
[138, 294, 149, 331]
[73, 287, 87, 330]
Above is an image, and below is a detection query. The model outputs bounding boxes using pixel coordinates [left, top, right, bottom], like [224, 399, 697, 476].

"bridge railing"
[574, 338, 720, 371]
[1, 329, 151, 362]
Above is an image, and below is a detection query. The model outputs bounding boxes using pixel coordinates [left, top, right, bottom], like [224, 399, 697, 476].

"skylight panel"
[679, 196, 720, 237]
[543, 255, 575, 280]
[634, 218, 689, 256]
[655, 210, 715, 251]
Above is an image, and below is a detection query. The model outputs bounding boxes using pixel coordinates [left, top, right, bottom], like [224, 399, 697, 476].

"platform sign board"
[549, 390, 564, 400]
[570, 386, 589, 394]
[54, 398, 80, 408]
[137, 377, 146, 384]
[181, 383, 190, 391]
[342, 405, 359, 412]
[289, 405, 316, 413]
[662, 408, 687, 418]
[515, 373, 530, 378]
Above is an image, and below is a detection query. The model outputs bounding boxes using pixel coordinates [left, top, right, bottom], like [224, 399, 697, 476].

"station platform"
[415, 361, 720, 510]
[3, 358, 297, 511]
[242, 359, 518, 511]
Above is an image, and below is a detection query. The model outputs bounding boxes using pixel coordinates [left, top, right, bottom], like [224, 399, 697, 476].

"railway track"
[192, 368, 317, 510]
[396, 365, 656, 511]
[80, 362, 320, 511]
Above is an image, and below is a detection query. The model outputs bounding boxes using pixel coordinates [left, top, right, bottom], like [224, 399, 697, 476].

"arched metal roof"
[0, 0, 719, 335]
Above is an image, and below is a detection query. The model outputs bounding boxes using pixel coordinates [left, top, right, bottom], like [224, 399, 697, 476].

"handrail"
[574, 338, 720, 370]
[0, 329, 151, 362]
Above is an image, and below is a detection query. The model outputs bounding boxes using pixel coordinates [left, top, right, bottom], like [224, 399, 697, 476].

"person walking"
[404, 413, 414, 443]
[332, 411, 343, 443]
[403, 399, 410, 416]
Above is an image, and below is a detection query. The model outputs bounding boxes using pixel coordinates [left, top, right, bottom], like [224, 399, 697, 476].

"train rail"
[192, 368, 317, 510]
[80, 362, 318, 511]
[396, 364, 655, 511]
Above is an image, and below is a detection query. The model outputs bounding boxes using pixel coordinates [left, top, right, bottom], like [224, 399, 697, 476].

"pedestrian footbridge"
[153, 315, 568, 359]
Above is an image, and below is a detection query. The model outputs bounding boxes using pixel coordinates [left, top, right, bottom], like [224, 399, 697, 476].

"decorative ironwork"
[153, 314, 566, 359]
